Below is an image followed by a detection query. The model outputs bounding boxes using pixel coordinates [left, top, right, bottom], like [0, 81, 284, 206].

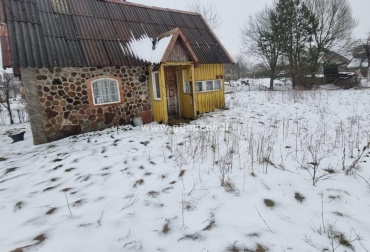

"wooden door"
[165, 66, 179, 117]
[179, 66, 195, 119]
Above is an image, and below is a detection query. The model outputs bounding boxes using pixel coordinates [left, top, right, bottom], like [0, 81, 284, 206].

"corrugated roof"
[0, 0, 233, 68]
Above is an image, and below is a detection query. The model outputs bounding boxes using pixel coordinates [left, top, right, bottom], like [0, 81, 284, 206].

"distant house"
[323, 51, 350, 83]
[347, 45, 369, 78]
[0, 0, 233, 144]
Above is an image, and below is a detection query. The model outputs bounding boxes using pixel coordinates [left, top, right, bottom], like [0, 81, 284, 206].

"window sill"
[195, 89, 223, 94]
[92, 101, 122, 106]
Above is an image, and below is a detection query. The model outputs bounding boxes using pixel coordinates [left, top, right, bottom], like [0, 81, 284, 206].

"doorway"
[164, 66, 179, 118]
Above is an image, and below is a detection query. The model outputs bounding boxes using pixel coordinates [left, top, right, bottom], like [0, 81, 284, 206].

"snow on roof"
[347, 58, 362, 68]
[362, 61, 369, 68]
[126, 34, 173, 64]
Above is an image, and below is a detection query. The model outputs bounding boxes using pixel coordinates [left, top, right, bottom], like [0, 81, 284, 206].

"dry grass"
[147, 191, 160, 198]
[162, 222, 170, 234]
[226, 243, 268, 252]
[264, 199, 275, 208]
[140, 141, 150, 146]
[133, 179, 144, 188]
[14, 201, 24, 212]
[178, 233, 202, 242]
[4, 167, 17, 175]
[295, 192, 305, 203]
[202, 220, 216, 231]
[46, 208, 57, 215]
[43, 186, 56, 192]
[72, 199, 86, 207]
[10, 234, 47, 252]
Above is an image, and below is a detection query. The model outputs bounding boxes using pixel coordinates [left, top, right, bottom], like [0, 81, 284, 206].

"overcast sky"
[129, 0, 370, 59]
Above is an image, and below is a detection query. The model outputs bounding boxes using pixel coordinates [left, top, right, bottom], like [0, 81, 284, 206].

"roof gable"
[0, 0, 233, 68]
[159, 28, 198, 63]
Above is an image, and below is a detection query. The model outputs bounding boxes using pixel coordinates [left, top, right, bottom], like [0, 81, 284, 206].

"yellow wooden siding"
[151, 63, 225, 123]
[150, 65, 168, 124]
[194, 64, 225, 114]
[178, 65, 195, 119]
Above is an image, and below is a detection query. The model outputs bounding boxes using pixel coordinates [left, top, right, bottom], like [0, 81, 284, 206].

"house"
[347, 45, 369, 78]
[0, 0, 234, 144]
[323, 51, 350, 84]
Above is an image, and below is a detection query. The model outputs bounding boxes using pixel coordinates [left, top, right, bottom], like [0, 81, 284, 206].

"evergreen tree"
[274, 0, 318, 89]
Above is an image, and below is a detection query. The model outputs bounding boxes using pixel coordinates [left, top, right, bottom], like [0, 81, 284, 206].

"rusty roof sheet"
[0, 0, 233, 68]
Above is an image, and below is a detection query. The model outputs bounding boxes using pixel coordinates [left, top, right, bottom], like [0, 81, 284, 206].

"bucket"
[9, 131, 26, 143]
[132, 117, 143, 127]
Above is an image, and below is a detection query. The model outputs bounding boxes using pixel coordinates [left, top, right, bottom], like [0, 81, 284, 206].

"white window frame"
[195, 79, 223, 93]
[152, 71, 161, 100]
[91, 78, 120, 106]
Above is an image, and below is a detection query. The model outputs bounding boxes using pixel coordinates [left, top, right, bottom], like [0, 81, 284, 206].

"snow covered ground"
[225, 78, 292, 93]
[226, 77, 370, 93]
[1, 89, 370, 252]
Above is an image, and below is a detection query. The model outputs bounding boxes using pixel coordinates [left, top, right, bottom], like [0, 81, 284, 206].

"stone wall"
[21, 66, 152, 144]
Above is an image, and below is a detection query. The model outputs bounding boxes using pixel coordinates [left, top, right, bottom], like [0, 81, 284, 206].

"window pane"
[195, 81, 203, 92]
[206, 80, 213, 91]
[184, 82, 190, 93]
[153, 72, 160, 99]
[214, 80, 221, 90]
[92, 78, 120, 105]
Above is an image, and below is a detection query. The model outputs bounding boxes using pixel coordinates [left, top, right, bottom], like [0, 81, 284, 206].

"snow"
[127, 34, 173, 64]
[305, 74, 324, 78]
[362, 61, 369, 68]
[225, 78, 292, 93]
[1, 88, 370, 251]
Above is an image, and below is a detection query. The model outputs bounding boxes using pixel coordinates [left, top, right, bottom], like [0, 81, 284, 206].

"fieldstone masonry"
[21, 66, 152, 145]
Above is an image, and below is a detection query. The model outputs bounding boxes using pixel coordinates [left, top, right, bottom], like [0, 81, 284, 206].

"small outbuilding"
[347, 45, 369, 79]
[0, 0, 233, 144]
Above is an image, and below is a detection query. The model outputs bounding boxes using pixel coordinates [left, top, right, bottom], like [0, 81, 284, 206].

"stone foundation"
[21, 66, 152, 144]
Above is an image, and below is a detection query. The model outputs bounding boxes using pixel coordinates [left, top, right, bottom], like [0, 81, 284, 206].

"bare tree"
[225, 54, 252, 80]
[305, 0, 358, 77]
[187, 0, 222, 31]
[241, 7, 281, 90]
[0, 72, 15, 124]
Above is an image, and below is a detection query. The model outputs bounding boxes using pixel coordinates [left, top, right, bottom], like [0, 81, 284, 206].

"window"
[182, 70, 191, 94]
[152, 72, 161, 100]
[195, 81, 204, 92]
[184, 82, 191, 94]
[195, 80, 223, 93]
[206, 80, 214, 91]
[214, 80, 222, 90]
[91, 78, 120, 105]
